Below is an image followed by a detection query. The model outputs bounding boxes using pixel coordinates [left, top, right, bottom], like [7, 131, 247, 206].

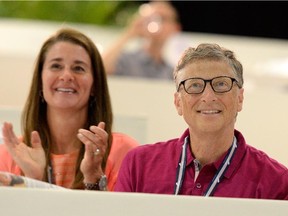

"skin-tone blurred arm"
[1, 122, 46, 180]
[102, 15, 147, 75]
[78, 122, 108, 184]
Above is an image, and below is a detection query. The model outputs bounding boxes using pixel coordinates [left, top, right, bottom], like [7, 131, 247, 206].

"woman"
[0, 28, 139, 190]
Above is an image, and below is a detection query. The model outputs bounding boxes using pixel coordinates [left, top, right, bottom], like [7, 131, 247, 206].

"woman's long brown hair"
[21, 28, 113, 189]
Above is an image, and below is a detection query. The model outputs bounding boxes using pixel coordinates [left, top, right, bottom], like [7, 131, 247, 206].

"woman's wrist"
[83, 170, 104, 183]
[84, 174, 107, 191]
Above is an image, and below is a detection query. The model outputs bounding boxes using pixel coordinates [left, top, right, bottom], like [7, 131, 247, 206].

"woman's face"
[42, 41, 93, 112]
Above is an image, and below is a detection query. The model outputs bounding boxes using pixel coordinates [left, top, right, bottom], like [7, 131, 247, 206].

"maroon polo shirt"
[115, 129, 288, 200]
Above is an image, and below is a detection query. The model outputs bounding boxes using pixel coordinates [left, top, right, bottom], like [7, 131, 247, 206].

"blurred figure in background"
[102, 1, 181, 80]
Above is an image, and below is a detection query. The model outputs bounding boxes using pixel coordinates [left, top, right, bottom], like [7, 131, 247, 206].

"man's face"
[174, 60, 244, 134]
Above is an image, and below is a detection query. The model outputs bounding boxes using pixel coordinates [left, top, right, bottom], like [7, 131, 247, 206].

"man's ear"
[237, 88, 244, 112]
[174, 92, 183, 116]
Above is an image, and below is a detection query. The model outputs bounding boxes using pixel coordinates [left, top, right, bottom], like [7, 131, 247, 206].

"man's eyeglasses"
[177, 76, 241, 94]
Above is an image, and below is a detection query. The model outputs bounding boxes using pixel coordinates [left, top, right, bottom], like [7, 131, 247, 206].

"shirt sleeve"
[105, 133, 139, 191]
[278, 170, 288, 200]
[114, 149, 135, 192]
[0, 145, 21, 175]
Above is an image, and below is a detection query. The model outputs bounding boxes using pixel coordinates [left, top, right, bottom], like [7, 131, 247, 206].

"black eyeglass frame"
[177, 76, 241, 94]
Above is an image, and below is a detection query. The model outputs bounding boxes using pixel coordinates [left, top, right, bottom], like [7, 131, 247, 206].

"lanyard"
[47, 165, 54, 184]
[174, 136, 238, 196]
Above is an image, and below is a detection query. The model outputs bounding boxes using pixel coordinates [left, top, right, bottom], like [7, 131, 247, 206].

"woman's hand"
[2, 122, 46, 180]
[78, 122, 108, 183]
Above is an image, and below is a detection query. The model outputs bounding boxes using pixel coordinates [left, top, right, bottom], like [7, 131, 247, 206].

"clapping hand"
[78, 122, 108, 183]
[1, 122, 46, 180]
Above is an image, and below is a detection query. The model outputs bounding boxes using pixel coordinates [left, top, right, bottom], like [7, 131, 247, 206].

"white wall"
[1, 19, 288, 166]
[1, 188, 287, 216]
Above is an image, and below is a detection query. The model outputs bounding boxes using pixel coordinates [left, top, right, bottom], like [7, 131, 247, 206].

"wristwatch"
[98, 174, 107, 191]
[84, 175, 107, 191]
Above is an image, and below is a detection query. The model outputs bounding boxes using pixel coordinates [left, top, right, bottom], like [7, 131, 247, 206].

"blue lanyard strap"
[47, 165, 53, 184]
[174, 136, 238, 196]
[174, 136, 189, 195]
[203, 137, 237, 196]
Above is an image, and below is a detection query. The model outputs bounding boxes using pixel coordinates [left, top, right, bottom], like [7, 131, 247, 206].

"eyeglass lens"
[183, 76, 234, 94]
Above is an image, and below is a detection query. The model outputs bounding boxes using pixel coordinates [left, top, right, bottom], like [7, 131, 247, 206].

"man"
[102, 1, 181, 80]
[114, 43, 288, 199]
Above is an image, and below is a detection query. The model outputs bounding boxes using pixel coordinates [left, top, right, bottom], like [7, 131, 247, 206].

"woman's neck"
[47, 108, 87, 154]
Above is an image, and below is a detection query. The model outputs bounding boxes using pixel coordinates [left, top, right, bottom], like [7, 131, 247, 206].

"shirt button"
[196, 183, 202, 189]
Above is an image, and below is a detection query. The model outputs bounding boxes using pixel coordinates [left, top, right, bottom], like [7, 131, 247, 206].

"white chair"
[0, 129, 2, 144]
[0, 106, 22, 144]
[113, 114, 147, 144]
[0, 106, 147, 145]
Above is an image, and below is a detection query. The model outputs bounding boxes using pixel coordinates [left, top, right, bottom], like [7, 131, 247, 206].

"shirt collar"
[202, 130, 247, 179]
[174, 128, 190, 168]
[224, 130, 246, 178]
[175, 129, 247, 178]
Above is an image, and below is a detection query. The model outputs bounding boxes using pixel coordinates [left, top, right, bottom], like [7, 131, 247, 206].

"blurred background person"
[102, 1, 182, 80]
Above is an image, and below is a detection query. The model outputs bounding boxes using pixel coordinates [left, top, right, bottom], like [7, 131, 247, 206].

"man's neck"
[189, 130, 235, 166]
